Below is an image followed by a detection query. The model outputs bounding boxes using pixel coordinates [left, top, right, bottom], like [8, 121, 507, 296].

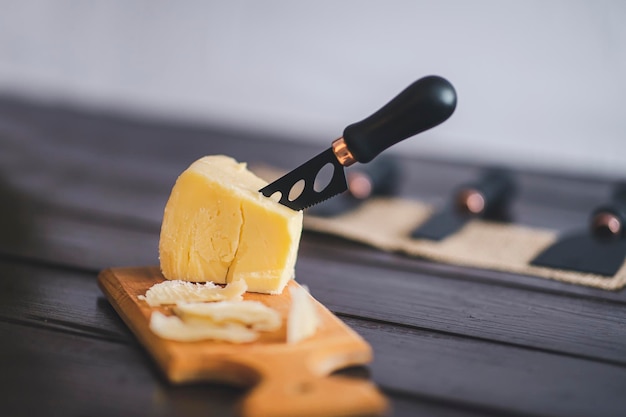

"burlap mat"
[304, 198, 626, 291]
[250, 165, 626, 291]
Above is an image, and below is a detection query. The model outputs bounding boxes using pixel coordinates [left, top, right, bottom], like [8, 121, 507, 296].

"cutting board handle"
[241, 372, 388, 417]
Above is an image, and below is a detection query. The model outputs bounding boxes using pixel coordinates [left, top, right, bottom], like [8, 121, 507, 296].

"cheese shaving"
[287, 285, 320, 344]
[175, 300, 282, 331]
[149, 311, 258, 343]
[138, 279, 246, 306]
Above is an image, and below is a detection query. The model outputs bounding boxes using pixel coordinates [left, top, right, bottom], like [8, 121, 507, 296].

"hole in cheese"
[159, 155, 303, 294]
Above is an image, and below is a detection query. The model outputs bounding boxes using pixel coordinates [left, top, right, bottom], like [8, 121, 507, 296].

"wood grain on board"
[98, 266, 388, 417]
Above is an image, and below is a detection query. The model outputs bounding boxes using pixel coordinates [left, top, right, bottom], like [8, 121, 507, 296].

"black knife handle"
[346, 155, 401, 199]
[342, 75, 457, 163]
[590, 204, 626, 239]
[455, 168, 517, 220]
[590, 183, 626, 239]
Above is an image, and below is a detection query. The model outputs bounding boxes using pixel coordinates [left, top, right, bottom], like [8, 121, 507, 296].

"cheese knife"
[530, 184, 626, 276]
[411, 168, 517, 240]
[260, 75, 457, 210]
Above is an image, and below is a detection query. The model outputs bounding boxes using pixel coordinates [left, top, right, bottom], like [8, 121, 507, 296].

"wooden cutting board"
[98, 266, 388, 417]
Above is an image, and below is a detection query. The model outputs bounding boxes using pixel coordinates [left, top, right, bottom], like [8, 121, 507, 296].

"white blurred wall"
[0, 1, 624, 176]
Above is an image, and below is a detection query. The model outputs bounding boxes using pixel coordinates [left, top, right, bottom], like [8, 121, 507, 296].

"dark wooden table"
[1, 96, 625, 417]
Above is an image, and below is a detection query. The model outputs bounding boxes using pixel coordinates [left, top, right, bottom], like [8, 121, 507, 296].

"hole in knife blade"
[288, 179, 306, 202]
[267, 191, 282, 203]
[313, 163, 335, 193]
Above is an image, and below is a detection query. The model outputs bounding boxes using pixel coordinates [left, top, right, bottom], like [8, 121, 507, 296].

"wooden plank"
[0, 260, 130, 341]
[2, 184, 625, 307]
[0, 320, 244, 417]
[3, 203, 626, 368]
[2, 193, 626, 369]
[0, 95, 612, 230]
[300, 233, 626, 304]
[0, 204, 160, 270]
[0, 321, 494, 417]
[3, 95, 626, 417]
[3, 197, 626, 309]
[0, 96, 618, 284]
[1, 262, 626, 417]
[296, 247, 626, 366]
[0, 130, 622, 304]
[344, 315, 626, 417]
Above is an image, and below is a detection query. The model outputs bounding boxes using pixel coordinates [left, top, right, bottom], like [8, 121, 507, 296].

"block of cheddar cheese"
[159, 155, 303, 294]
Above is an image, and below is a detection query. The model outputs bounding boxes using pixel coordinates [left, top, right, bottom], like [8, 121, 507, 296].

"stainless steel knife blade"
[259, 148, 348, 210]
[411, 206, 471, 241]
[259, 75, 457, 210]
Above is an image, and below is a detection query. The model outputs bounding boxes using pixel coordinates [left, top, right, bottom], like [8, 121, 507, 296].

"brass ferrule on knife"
[591, 211, 622, 237]
[332, 137, 356, 167]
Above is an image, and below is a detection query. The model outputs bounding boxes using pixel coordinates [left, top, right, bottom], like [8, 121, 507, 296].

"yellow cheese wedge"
[159, 155, 303, 294]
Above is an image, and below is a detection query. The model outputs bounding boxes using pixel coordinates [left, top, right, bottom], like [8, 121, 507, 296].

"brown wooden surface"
[1, 96, 626, 417]
[98, 266, 387, 417]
